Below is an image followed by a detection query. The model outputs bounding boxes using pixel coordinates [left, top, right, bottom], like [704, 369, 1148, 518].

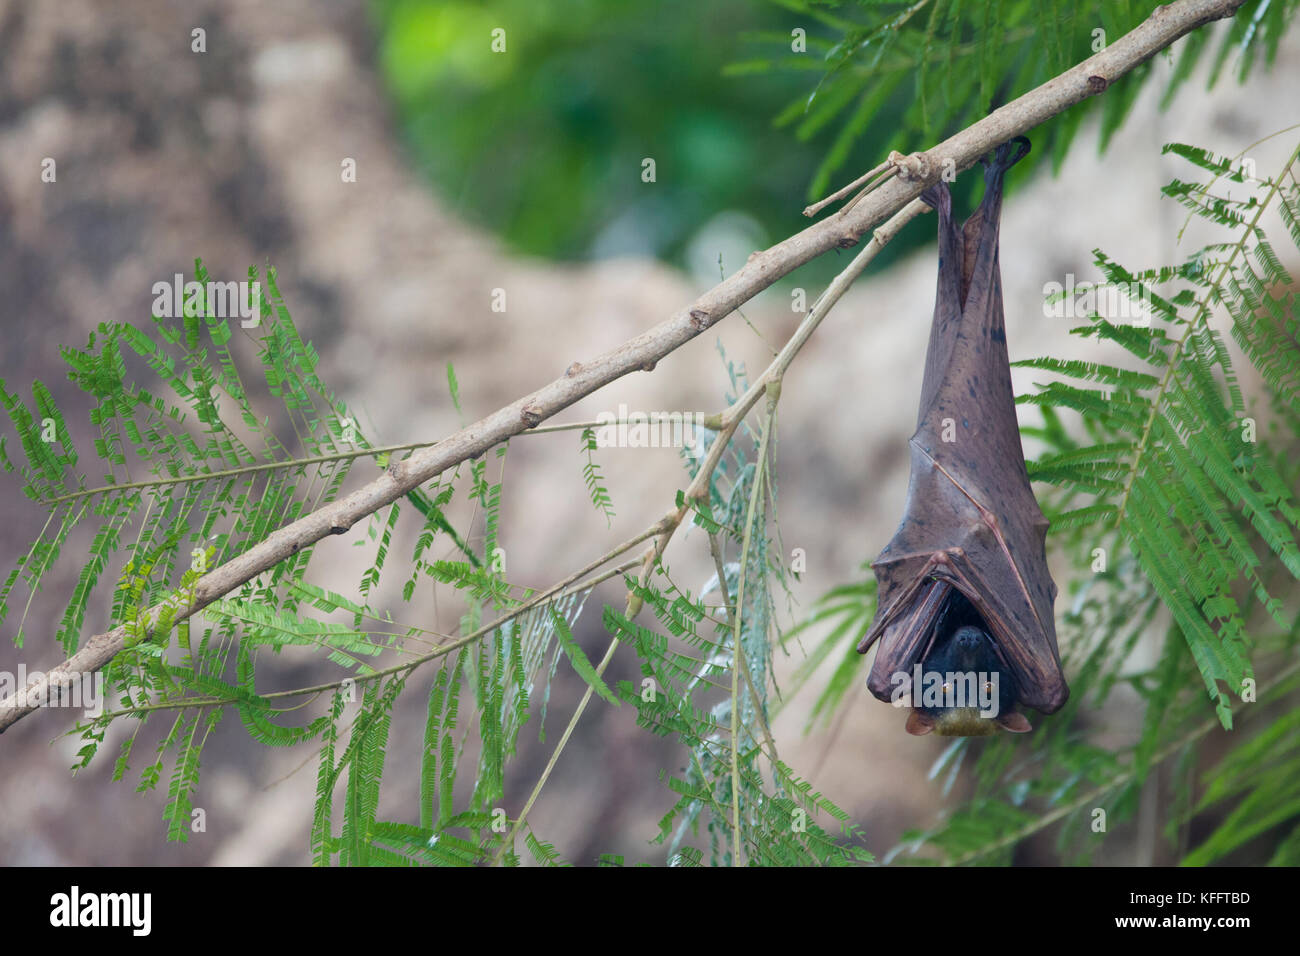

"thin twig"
[803, 159, 894, 217]
[727, 383, 780, 866]
[709, 532, 778, 760]
[494, 634, 620, 865]
[43, 439, 442, 505]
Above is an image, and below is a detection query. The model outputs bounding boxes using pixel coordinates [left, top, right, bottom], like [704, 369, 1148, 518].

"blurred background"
[0, 0, 1296, 864]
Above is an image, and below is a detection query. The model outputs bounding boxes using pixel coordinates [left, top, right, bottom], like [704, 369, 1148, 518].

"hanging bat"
[856, 137, 1068, 736]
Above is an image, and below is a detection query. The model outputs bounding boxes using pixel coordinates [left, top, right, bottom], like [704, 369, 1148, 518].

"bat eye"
[983, 681, 993, 694]
[942, 682, 952, 695]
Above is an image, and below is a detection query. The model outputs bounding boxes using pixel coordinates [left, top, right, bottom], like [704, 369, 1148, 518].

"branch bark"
[0, 0, 1247, 735]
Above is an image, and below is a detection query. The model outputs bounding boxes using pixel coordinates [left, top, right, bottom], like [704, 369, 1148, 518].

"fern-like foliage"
[737, 0, 1298, 198]
[1017, 138, 1300, 727]
[0, 261, 501, 853]
[601, 352, 870, 865]
[580, 427, 617, 526]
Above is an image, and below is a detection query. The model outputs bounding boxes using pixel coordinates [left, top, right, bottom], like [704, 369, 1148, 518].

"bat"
[856, 137, 1068, 736]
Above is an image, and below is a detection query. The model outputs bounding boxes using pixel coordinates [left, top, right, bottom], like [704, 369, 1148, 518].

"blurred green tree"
[372, 0, 837, 272]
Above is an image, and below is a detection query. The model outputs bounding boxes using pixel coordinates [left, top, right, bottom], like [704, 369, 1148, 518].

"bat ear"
[905, 710, 935, 736]
[996, 712, 1033, 734]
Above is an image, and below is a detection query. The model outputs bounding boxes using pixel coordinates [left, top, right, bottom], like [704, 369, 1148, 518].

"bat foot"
[905, 710, 935, 735]
[997, 712, 1033, 733]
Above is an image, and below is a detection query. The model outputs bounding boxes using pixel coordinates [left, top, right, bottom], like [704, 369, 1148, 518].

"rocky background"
[0, 0, 1295, 864]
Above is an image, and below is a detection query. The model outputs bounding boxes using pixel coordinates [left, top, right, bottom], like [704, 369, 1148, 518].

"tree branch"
[0, 0, 1247, 735]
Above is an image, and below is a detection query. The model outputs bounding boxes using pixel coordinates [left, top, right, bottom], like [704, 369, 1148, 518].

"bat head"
[905, 622, 1034, 737]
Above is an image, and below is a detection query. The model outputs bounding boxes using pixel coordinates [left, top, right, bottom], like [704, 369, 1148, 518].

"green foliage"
[745, 0, 1299, 199]
[779, 575, 876, 733]
[580, 428, 616, 526]
[1016, 139, 1300, 728]
[601, 356, 869, 865]
[0, 262, 505, 858]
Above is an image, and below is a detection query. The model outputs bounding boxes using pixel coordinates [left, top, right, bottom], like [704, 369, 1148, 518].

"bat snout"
[953, 625, 988, 650]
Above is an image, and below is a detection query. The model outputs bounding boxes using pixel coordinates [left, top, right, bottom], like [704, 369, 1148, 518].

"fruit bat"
[856, 137, 1068, 736]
